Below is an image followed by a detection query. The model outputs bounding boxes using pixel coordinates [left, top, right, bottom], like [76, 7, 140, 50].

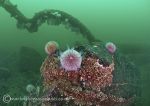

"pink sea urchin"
[105, 42, 116, 54]
[45, 41, 59, 55]
[60, 48, 82, 71]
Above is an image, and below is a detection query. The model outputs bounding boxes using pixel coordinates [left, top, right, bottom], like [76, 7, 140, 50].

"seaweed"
[0, 0, 97, 42]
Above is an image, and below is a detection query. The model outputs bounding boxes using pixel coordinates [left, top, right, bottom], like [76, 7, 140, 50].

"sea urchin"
[60, 48, 82, 71]
[45, 41, 59, 55]
[105, 42, 116, 54]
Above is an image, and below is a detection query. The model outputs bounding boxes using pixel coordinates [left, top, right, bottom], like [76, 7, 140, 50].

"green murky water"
[0, 0, 150, 106]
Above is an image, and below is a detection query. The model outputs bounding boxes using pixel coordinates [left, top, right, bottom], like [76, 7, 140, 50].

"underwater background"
[0, 0, 150, 106]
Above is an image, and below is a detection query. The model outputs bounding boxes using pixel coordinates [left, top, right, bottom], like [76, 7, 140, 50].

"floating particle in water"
[45, 41, 59, 55]
[60, 48, 82, 71]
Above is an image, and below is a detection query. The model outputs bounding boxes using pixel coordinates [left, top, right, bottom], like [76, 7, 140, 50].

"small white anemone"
[26, 84, 35, 93]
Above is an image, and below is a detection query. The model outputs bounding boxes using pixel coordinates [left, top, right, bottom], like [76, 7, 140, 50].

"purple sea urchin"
[45, 41, 59, 55]
[60, 48, 82, 71]
[105, 42, 116, 54]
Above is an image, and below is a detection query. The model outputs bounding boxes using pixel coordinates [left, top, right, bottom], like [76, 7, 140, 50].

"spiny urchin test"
[60, 48, 82, 71]
[45, 41, 59, 55]
[105, 42, 116, 54]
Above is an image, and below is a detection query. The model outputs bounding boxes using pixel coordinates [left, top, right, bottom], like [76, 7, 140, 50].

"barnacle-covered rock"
[41, 42, 139, 106]
[40, 42, 140, 106]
